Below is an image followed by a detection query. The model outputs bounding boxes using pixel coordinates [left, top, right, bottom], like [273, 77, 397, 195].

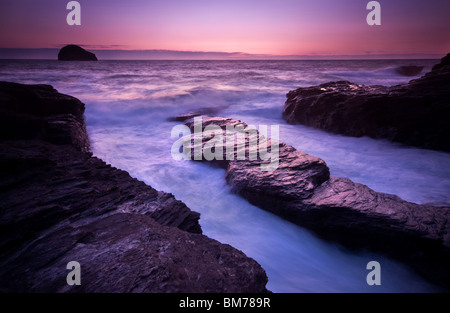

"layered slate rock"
[283, 53, 450, 152]
[58, 45, 98, 61]
[184, 117, 330, 201]
[0, 82, 90, 152]
[182, 116, 450, 288]
[0, 82, 268, 293]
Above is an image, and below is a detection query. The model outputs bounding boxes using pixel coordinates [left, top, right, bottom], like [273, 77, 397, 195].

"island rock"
[58, 44, 98, 61]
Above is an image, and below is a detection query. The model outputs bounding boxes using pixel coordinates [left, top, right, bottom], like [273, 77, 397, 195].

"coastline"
[283, 54, 450, 152]
[177, 116, 450, 289]
[0, 81, 269, 292]
[1, 56, 448, 292]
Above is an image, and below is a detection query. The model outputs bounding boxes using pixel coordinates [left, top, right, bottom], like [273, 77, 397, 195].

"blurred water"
[0, 59, 447, 292]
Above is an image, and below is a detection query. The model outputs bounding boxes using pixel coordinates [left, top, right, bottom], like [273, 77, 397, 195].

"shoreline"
[1, 54, 448, 292]
[172, 115, 450, 289]
[0, 81, 269, 293]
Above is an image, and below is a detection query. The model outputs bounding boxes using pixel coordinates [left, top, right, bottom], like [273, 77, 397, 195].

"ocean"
[1, 59, 449, 292]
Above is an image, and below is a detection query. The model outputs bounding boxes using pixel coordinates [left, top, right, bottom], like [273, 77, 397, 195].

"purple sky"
[1, 0, 449, 57]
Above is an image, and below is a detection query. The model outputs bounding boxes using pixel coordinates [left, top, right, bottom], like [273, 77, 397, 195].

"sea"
[1, 59, 449, 292]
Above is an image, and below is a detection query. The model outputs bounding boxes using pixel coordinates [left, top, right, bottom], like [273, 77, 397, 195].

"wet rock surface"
[183, 116, 450, 288]
[0, 81, 90, 152]
[283, 53, 450, 152]
[0, 82, 268, 293]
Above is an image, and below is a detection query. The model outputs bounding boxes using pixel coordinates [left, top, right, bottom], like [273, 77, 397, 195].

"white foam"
[1, 59, 447, 292]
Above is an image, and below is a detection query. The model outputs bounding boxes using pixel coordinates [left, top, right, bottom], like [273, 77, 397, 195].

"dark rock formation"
[184, 117, 330, 201]
[182, 116, 450, 288]
[169, 112, 204, 122]
[395, 65, 423, 76]
[432, 53, 450, 71]
[283, 53, 450, 152]
[0, 81, 90, 152]
[58, 45, 98, 61]
[0, 82, 268, 293]
[168, 107, 225, 122]
[6, 212, 269, 293]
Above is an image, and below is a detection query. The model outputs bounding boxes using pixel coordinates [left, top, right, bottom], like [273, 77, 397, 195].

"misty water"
[1, 59, 449, 292]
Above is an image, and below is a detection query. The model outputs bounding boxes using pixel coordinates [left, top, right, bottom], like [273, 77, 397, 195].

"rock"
[395, 65, 423, 76]
[283, 53, 450, 152]
[0, 81, 90, 152]
[0, 82, 268, 293]
[184, 117, 330, 201]
[168, 107, 224, 122]
[182, 116, 450, 288]
[168, 112, 204, 122]
[58, 45, 98, 61]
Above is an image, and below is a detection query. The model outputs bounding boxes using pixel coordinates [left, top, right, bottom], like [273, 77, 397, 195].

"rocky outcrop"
[282, 53, 450, 152]
[58, 45, 98, 61]
[0, 82, 268, 293]
[184, 117, 330, 201]
[182, 116, 450, 288]
[168, 107, 225, 122]
[0, 82, 90, 152]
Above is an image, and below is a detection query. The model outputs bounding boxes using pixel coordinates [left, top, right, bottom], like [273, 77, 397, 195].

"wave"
[322, 64, 433, 86]
[2, 59, 449, 292]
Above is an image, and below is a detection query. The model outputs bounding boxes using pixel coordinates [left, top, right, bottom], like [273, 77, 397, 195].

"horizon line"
[0, 48, 444, 61]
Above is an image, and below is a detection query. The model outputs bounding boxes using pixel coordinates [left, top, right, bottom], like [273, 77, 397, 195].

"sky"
[0, 0, 449, 58]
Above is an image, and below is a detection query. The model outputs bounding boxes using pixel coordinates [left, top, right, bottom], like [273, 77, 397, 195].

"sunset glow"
[1, 0, 449, 57]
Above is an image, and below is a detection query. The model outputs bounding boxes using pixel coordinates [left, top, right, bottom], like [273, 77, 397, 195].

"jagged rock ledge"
[0, 82, 268, 293]
[282, 53, 450, 152]
[182, 116, 450, 288]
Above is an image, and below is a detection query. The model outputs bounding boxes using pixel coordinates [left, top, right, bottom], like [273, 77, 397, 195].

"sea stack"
[58, 44, 98, 61]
